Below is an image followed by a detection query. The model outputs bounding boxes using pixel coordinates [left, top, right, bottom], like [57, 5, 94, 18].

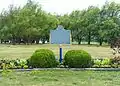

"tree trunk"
[4, 40, 7, 44]
[12, 39, 16, 45]
[88, 31, 91, 45]
[12, 35, 16, 45]
[23, 39, 27, 45]
[99, 38, 103, 46]
[0, 39, 3, 44]
[42, 37, 46, 44]
[72, 38, 74, 42]
[78, 38, 82, 45]
[18, 38, 21, 44]
[27, 39, 31, 45]
[36, 39, 39, 44]
[42, 40, 45, 44]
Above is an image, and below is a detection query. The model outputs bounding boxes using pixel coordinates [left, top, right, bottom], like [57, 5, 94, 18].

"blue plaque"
[50, 25, 71, 44]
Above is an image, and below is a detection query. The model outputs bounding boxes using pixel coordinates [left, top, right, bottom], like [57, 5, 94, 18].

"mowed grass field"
[0, 70, 120, 86]
[0, 44, 113, 59]
[0, 45, 118, 86]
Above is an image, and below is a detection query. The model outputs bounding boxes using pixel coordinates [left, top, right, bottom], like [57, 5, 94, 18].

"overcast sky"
[0, 0, 120, 14]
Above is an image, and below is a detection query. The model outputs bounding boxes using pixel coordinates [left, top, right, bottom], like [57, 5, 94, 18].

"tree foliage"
[0, 1, 120, 46]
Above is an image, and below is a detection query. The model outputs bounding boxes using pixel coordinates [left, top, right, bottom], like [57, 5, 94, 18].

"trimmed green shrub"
[29, 49, 58, 68]
[64, 50, 92, 68]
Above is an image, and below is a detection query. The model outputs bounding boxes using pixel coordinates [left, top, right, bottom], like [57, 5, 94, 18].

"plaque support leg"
[59, 44, 62, 63]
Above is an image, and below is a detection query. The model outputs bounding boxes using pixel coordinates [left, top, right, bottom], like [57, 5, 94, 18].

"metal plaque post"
[59, 44, 62, 63]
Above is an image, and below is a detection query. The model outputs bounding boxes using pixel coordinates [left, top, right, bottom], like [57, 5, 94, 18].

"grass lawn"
[0, 44, 112, 59]
[0, 70, 120, 86]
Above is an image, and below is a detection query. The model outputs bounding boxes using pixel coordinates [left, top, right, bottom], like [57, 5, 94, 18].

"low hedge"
[64, 50, 92, 68]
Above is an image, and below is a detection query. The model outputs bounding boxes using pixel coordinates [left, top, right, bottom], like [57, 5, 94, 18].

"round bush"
[64, 50, 92, 68]
[29, 49, 58, 68]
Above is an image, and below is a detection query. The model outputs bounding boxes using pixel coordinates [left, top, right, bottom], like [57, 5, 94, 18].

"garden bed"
[0, 57, 120, 70]
[0, 49, 119, 70]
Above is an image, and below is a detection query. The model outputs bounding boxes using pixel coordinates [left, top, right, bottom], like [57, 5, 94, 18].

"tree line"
[0, 0, 120, 46]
